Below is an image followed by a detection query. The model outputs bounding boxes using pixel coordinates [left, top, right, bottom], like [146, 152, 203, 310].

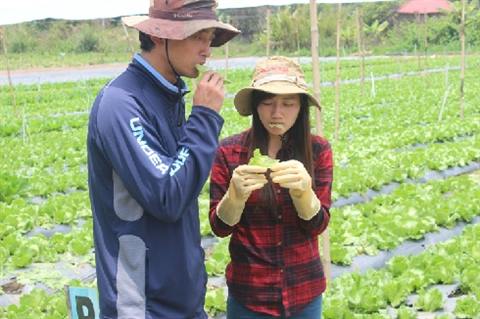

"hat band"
[253, 74, 308, 89]
[150, 9, 216, 20]
[150, 5, 217, 21]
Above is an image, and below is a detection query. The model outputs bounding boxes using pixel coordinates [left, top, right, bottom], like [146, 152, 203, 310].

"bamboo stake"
[224, 38, 229, 83]
[438, 85, 451, 122]
[414, 44, 418, 69]
[122, 23, 135, 57]
[423, 12, 428, 68]
[460, 0, 466, 119]
[370, 71, 376, 98]
[356, 7, 365, 97]
[0, 26, 18, 116]
[321, 229, 331, 281]
[415, 12, 421, 70]
[310, 0, 323, 137]
[334, 3, 342, 142]
[296, 23, 300, 53]
[266, 6, 271, 57]
[65, 286, 74, 319]
[224, 17, 230, 82]
[310, 0, 330, 284]
[444, 63, 449, 90]
[22, 105, 28, 144]
[438, 63, 450, 122]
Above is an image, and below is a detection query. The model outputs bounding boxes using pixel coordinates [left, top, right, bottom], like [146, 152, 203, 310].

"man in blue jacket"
[87, 1, 239, 318]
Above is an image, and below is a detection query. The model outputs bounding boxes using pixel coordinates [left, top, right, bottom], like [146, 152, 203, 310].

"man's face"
[168, 28, 216, 78]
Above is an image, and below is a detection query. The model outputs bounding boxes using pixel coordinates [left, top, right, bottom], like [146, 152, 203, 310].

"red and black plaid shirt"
[209, 129, 333, 317]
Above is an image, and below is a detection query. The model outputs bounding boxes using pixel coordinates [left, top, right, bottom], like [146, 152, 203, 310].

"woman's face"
[257, 94, 301, 138]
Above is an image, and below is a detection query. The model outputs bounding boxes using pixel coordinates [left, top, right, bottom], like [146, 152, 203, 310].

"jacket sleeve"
[297, 140, 333, 236]
[208, 145, 235, 237]
[94, 87, 223, 223]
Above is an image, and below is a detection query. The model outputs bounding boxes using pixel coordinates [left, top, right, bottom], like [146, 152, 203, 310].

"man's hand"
[193, 71, 224, 113]
[216, 165, 268, 226]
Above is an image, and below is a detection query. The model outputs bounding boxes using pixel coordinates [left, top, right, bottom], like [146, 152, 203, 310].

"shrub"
[10, 39, 30, 53]
[76, 32, 100, 53]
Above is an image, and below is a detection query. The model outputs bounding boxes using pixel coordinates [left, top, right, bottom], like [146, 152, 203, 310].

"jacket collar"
[132, 53, 189, 97]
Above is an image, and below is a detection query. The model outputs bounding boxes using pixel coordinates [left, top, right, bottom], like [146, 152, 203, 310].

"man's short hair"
[139, 31, 155, 52]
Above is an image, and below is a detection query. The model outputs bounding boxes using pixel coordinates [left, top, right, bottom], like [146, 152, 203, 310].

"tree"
[364, 20, 389, 45]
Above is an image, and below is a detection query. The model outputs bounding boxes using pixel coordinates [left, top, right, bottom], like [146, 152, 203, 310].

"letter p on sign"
[66, 286, 100, 319]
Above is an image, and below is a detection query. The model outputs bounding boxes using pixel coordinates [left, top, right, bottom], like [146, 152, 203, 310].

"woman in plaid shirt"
[209, 56, 333, 318]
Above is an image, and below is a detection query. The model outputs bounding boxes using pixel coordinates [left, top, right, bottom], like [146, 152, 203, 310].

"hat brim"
[234, 82, 321, 116]
[122, 16, 240, 47]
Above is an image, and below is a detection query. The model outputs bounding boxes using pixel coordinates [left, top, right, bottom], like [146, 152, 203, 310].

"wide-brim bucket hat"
[234, 56, 320, 116]
[122, 0, 240, 47]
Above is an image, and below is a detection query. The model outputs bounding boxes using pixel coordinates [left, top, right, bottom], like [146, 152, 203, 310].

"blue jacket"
[87, 54, 223, 319]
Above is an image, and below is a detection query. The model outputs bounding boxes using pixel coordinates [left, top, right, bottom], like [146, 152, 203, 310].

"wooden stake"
[224, 17, 230, 82]
[224, 39, 229, 83]
[370, 71, 376, 98]
[438, 85, 451, 122]
[296, 21, 300, 53]
[22, 105, 28, 144]
[122, 23, 135, 57]
[334, 3, 342, 142]
[321, 229, 331, 282]
[415, 12, 421, 70]
[0, 26, 17, 116]
[423, 12, 428, 67]
[356, 7, 365, 97]
[310, 0, 330, 283]
[438, 63, 450, 122]
[460, 0, 466, 119]
[65, 286, 74, 319]
[266, 6, 271, 57]
[310, 0, 323, 137]
[444, 63, 449, 90]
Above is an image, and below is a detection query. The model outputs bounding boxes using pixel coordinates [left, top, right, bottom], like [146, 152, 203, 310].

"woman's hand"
[270, 160, 320, 220]
[216, 165, 268, 226]
[270, 160, 311, 198]
[230, 164, 269, 201]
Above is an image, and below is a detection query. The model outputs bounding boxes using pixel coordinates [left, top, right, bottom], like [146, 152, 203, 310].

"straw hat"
[122, 0, 240, 47]
[234, 56, 320, 116]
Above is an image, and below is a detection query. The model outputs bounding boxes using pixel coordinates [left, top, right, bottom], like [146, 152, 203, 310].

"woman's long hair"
[246, 90, 314, 209]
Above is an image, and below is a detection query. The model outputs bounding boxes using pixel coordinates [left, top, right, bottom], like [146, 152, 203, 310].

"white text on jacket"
[130, 117, 169, 175]
[169, 147, 190, 176]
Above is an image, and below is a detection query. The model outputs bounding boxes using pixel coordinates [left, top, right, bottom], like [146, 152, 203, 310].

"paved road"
[0, 57, 273, 85]
[1, 56, 393, 86]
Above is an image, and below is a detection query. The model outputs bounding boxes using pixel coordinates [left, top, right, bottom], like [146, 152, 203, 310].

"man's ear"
[150, 36, 165, 47]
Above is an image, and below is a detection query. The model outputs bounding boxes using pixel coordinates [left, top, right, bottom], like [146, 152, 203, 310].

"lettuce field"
[1, 55, 479, 318]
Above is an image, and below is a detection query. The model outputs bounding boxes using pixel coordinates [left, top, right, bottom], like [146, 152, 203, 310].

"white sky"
[0, 0, 395, 26]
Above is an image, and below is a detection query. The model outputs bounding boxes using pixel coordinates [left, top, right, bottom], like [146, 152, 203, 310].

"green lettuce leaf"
[196, 65, 231, 83]
[248, 149, 279, 168]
